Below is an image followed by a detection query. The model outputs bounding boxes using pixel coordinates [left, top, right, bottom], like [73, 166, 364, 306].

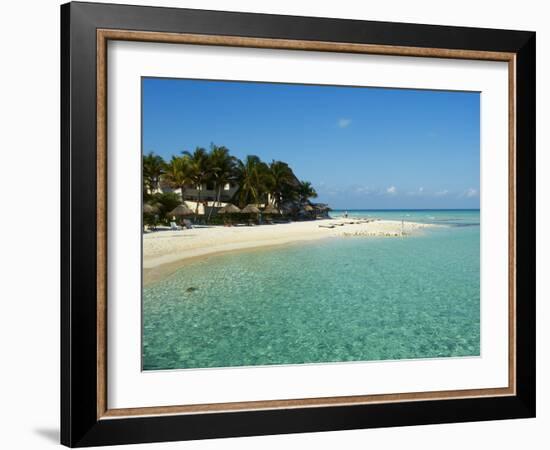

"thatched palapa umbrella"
[169, 203, 194, 224]
[143, 202, 160, 230]
[217, 203, 241, 214]
[240, 204, 261, 214]
[240, 204, 261, 225]
[170, 203, 193, 216]
[217, 203, 240, 226]
[263, 204, 280, 215]
[143, 203, 159, 214]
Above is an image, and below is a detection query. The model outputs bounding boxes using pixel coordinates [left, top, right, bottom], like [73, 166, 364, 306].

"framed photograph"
[61, 2, 536, 447]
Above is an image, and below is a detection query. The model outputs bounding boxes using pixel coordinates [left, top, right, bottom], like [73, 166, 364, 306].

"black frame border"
[61, 2, 535, 447]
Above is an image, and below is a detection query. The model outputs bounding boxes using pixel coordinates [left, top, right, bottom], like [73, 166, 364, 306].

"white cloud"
[352, 185, 372, 195]
[435, 189, 449, 197]
[320, 184, 373, 197]
[338, 118, 352, 128]
[386, 185, 397, 195]
[407, 187, 425, 196]
[464, 188, 478, 198]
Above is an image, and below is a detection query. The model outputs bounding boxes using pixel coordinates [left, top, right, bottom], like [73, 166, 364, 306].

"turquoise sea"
[143, 210, 480, 370]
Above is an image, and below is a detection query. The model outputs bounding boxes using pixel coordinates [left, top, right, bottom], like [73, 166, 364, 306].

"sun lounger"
[319, 224, 335, 229]
[170, 221, 182, 231]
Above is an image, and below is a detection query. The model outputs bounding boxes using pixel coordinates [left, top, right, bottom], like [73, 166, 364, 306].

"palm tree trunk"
[206, 183, 218, 223]
[194, 183, 201, 221]
[217, 185, 222, 207]
[196, 192, 201, 215]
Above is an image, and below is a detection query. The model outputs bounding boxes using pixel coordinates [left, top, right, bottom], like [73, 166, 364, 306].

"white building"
[154, 180, 240, 215]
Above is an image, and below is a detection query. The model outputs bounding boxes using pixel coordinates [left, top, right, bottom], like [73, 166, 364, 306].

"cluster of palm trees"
[143, 144, 318, 223]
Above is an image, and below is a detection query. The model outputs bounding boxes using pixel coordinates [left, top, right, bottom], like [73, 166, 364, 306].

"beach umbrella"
[240, 204, 261, 214]
[143, 203, 158, 214]
[169, 203, 194, 217]
[143, 202, 160, 229]
[217, 203, 241, 214]
[303, 204, 314, 212]
[263, 204, 280, 214]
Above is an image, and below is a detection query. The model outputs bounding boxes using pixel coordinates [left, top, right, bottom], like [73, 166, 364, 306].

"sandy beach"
[143, 218, 436, 285]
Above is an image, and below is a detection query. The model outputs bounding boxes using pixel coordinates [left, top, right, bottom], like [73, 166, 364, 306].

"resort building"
[149, 176, 329, 219]
[157, 179, 239, 204]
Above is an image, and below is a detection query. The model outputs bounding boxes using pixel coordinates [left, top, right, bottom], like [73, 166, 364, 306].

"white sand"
[143, 218, 436, 285]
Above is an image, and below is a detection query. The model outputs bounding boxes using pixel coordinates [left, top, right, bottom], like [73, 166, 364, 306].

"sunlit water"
[143, 210, 480, 370]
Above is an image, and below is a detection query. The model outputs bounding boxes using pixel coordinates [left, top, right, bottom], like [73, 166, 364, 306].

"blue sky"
[143, 78, 480, 209]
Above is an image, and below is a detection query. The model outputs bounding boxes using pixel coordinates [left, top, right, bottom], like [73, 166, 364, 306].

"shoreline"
[143, 237, 329, 287]
[143, 218, 438, 286]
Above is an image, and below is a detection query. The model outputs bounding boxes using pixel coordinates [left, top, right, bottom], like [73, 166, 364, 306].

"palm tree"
[233, 155, 269, 207]
[142, 152, 165, 195]
[266, 160, 296, 208]
[207, 145, 238, 221]
[297, 180, 318, 204]
[163, 155, 191, 202]
[150, 192, 181, 224]
[183, 147, 210, 217]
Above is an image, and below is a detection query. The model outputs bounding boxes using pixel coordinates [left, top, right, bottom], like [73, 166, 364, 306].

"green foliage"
[206, 144, 238, 220]
[163, 155, 192, 200]
[266, 160, 298, 208]
[183, 147, 210, 216]
[233, 155, 270, 207]
[143, 144, 322, 224]
[208, 144, 238, 202]
[143, 152, 166, 194]
[149, 192, 181, 224]
[297, 181, 318, 203]
[143, 211, 158, 226]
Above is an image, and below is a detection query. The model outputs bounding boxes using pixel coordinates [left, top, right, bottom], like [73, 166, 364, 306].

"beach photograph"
[141, 78, 480, 371]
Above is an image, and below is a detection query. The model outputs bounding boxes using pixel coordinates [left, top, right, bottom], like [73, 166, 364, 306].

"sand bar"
[143, 218, 437, 285]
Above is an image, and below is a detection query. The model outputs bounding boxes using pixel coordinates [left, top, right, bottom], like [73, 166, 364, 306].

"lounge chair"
[183, 219, 193, 229]
[170, 221, 182, 231]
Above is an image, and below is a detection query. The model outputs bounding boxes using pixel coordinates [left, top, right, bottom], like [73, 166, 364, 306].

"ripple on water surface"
[143, 225, 480, 370]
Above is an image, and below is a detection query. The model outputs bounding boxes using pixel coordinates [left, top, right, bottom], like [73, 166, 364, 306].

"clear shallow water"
[143, 210, 480, 370]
